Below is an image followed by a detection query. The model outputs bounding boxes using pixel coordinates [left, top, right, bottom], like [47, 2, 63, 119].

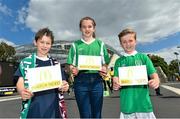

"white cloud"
[56, 30, 77, 40]
[0, 38, 16, 46]
[0, 2, 12, 16]
[16, 7, 28, 25]
[25, 0, 180, 41]
[22, 0, 180, 57]
[152, 46, 180, 64]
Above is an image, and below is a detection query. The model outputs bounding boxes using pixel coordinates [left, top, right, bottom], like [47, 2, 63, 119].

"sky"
[0, 0, 180, 64]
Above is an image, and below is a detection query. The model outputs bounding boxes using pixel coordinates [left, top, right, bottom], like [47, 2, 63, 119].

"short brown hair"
[118, 28, 136, 42]
[35, 27, 54, 44]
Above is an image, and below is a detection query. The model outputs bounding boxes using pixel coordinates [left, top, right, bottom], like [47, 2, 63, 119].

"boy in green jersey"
[113, 28, 160, 119]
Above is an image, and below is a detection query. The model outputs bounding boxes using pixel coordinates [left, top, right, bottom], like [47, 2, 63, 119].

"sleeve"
[103, 44, 110, 65]
[61, 68, 68, 81]
[67, 43, 76, 65]
[113, 58, 120, 77]
[13, 67, 23, 85]
[145, 55, 156, 75]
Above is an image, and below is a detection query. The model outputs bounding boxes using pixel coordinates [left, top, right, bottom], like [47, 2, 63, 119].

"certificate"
[26, 64, 62, 92]
[78, 55, 102, 70]
[118, 65, 148, 86]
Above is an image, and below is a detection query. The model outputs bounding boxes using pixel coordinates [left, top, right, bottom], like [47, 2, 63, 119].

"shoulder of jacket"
[95, 38, 103, 43]
[116, 56, 126, 62]
[95, 38, 105, 48]
[137, 52, 148, 58]
[74, 39, 82, 43]
[20, 55, 33, 63]
[51, 57, 59, 65]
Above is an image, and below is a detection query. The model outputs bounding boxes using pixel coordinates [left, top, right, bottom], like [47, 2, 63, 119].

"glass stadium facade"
[15, 40, 120, 64]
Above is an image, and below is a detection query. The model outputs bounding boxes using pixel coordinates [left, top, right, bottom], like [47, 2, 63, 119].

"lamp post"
[174, 52, 180, 74]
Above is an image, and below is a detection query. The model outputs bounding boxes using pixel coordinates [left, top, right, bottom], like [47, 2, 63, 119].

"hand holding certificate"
[26, 64, 62, 92]
[118, 65, 148, 86]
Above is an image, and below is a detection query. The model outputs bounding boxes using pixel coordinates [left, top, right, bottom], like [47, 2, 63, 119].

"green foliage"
[147, 54, 170, 77]
[0, 42, 16, 62]
[169, 59, 179, 75]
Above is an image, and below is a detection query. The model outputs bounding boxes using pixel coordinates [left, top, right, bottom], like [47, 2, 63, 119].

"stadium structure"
[15, 40, 120, 65]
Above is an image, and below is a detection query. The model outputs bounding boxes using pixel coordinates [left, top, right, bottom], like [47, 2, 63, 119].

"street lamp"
[174, 52, 180, 74]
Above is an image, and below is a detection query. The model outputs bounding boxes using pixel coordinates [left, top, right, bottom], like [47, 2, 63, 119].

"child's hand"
[99, 65, 107, 77]
[70, 66, 79, 76]
[113, 77, 121, 90]
[148, 78, 160, 89]
[20, 88, 34, 101]
[59, 80, 69, 93]
[148, 73, 160, 89]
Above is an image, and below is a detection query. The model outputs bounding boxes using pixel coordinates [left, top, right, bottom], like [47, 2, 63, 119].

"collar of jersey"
[36, 55, 49, 61]
[81, 38, 95, 45]
[122, 50, 138, 57]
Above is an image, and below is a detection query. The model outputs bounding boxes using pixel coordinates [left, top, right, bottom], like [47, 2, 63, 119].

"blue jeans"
[74, 73, 103, 118]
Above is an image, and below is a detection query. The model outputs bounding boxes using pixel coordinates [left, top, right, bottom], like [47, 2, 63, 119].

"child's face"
[34, 35, 52, 57]
[80, 19, 95, 39]
[120, 33, 136, 54]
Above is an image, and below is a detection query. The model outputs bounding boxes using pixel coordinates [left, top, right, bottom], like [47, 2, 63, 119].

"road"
[0, 82, 180, 118]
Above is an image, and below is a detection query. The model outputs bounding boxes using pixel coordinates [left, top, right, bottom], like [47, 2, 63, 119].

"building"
[15, 40, 120, 65]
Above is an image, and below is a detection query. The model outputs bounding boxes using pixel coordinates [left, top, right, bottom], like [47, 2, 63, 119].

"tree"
[169, 59, 179, 74]
[0, 42, 16, 62]
[147, 54, 170, 77]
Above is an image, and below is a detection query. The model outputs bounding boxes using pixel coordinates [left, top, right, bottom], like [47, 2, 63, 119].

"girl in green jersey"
[67, 16, 110, 118]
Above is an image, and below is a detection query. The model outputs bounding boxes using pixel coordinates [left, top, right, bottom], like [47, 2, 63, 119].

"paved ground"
[0, 82, 180, 118]
[65, 83, 180, 118]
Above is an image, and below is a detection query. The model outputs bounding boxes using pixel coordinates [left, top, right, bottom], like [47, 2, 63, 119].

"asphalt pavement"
[65, 83, 180, 118]
[0, 82, 180, 118]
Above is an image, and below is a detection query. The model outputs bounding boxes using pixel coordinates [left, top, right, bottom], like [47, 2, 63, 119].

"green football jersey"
[67, 38, 110, 73]
[114, 52, 156, 113]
